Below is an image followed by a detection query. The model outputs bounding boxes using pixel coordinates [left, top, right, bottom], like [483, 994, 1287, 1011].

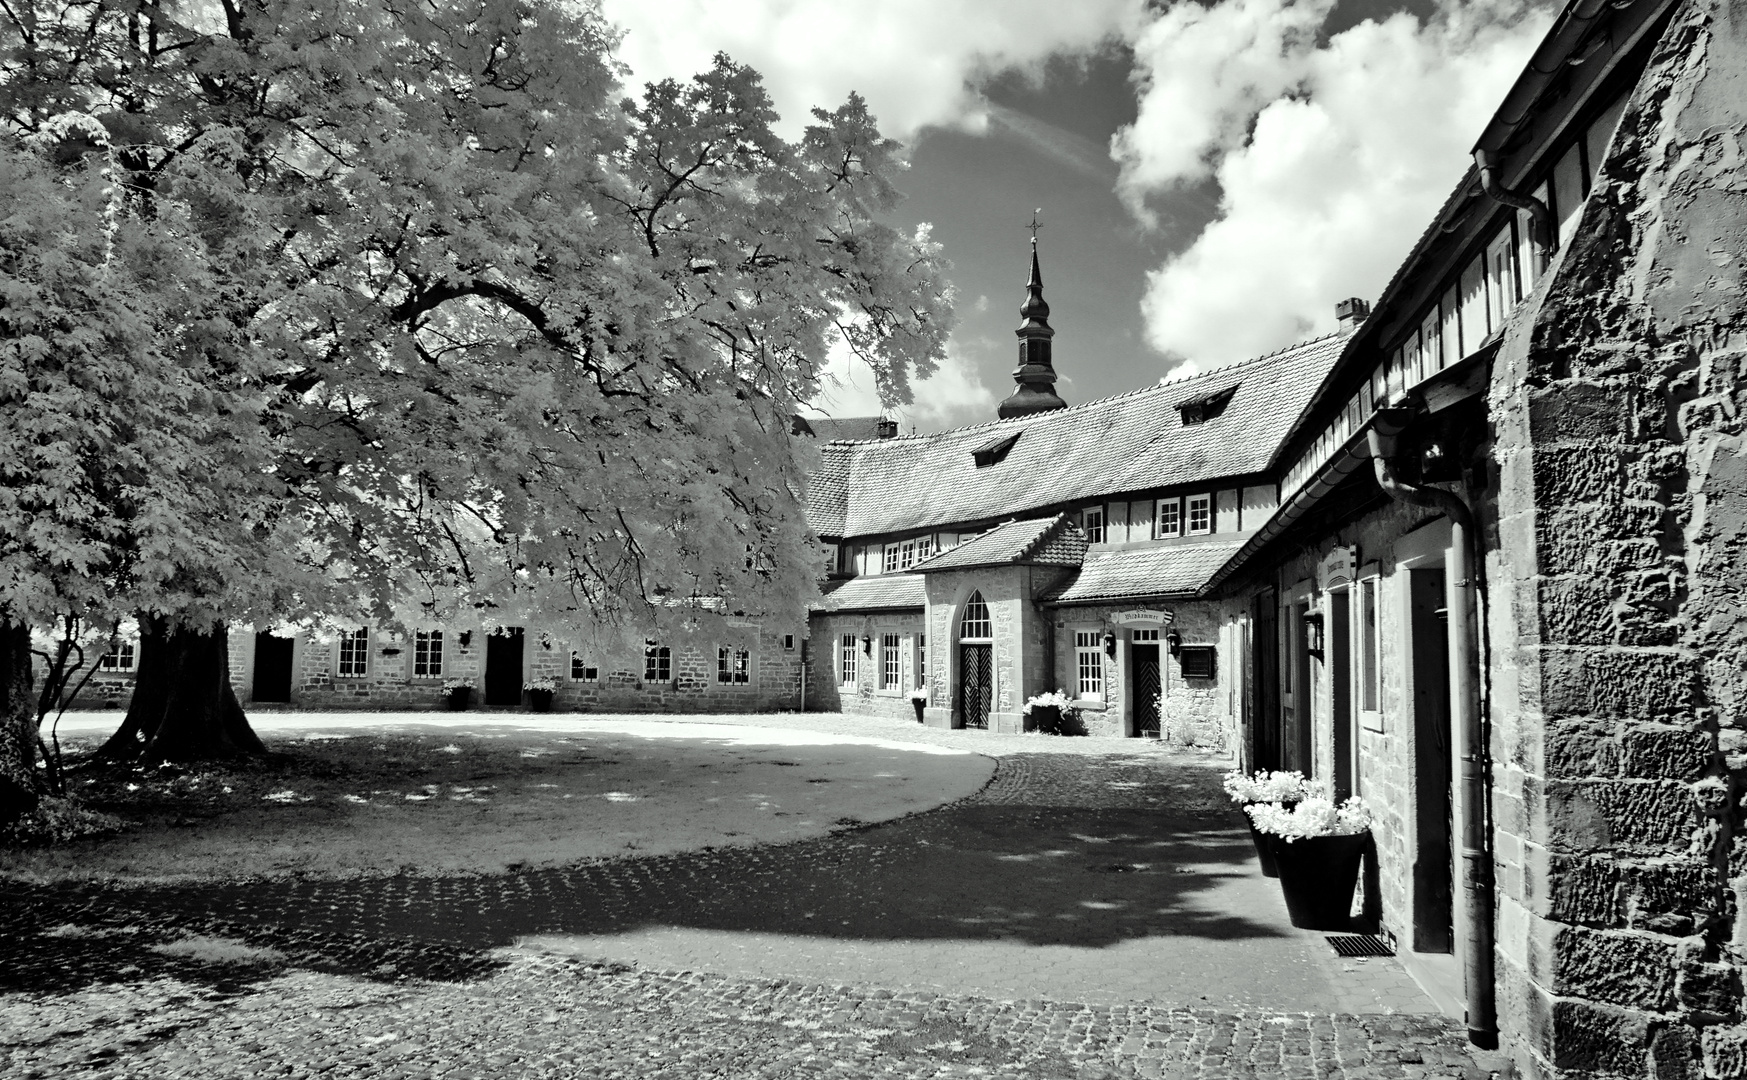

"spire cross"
[1027, 209, 1042, 245]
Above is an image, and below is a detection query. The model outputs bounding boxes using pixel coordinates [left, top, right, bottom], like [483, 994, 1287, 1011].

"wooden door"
[253, 632, 294, 703]
[958, 644, 991, 729]
[1133, 644, 1161, 737]
[484, 628, 525, 707]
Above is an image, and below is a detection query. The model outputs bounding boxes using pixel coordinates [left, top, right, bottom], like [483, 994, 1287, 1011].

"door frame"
[484, 627, 527, 707]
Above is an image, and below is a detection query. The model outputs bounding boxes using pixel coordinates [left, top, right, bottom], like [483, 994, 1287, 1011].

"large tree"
[0, 0, 952, 765]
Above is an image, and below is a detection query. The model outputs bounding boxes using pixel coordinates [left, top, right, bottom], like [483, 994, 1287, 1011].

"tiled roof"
[810, 574, 925, 612]
[1048, 536, 1254, 605]
[805, 334, 1342, 539]
[911, 515, 1087, 574]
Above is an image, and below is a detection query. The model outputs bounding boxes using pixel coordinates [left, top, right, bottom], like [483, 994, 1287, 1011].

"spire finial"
[1028, 208, 1042, 246]
[999, 208, 1065, 420]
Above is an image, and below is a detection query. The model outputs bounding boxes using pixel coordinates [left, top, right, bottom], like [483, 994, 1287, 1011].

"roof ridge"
[819, 332, 1346, 447]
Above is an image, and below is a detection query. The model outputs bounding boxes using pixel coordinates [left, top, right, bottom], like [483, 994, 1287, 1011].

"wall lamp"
[861, 632, 873, 654]
[1102, 630, 1116, 657]
[1303, 612, 1325, 655]
[1166, 629, 1183, 655]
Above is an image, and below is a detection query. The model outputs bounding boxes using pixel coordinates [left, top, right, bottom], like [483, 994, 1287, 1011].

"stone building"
[807, 0, 1747, 1074]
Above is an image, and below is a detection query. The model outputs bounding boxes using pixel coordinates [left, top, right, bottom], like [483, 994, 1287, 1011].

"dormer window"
[1177, 385, 1239, 425]
[972, 431, 1020, 467]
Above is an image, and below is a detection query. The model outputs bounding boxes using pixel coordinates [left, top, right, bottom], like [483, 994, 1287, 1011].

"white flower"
[524, 677, 558, 692]
[1245, 796, 1373, 841]
[1022, 690, 1077, 715]
[1221, 769, 1321, 804]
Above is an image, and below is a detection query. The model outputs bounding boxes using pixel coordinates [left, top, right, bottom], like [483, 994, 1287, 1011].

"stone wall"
[1045, 599, 1240, 747]
[918, 566, 1068, 732]
[1486, 4, 1747, 1074]
[804, 611, 925, 722]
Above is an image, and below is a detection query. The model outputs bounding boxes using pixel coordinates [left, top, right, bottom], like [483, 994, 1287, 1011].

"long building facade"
[59, 1, 1747, 1074]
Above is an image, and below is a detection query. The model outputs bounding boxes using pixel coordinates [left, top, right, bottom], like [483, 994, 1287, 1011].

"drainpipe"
[1367, 424, 1498, 1051]
[1475, 148, 1555, 264]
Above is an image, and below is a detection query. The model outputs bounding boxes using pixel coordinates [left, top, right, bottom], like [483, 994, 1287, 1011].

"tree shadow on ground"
[2, 753, 1283, 991]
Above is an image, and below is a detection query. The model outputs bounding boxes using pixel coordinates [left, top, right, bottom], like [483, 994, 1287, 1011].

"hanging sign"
[1111, 609, 1173, 627]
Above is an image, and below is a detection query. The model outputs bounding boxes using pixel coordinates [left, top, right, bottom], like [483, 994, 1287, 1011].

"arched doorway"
[958, 592, 993, 729]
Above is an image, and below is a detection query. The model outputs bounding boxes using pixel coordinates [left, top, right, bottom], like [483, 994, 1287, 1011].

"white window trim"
[570, 652, 599, 681]
[643, 642, 671, 684]
[1082, 507, 1105, 545]
[839, 633, 858, 687]
[1357, 568, 1383, 729]
[1074, 629, 1104, 701]
[98, 640, 139, 673]
[1156, 497, 1182, 539]
[1186, 494, 1212, 535]
[878, 633, 901, 692]
[337, 628, 370, 678]
[412, 630, 444, 679]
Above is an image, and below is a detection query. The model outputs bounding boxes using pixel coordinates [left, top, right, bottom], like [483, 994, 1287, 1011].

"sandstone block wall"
[1486, 4, 1747, 1074]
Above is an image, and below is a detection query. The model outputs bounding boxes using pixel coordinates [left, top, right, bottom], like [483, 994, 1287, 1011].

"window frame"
[1074, 630, 1104, 700]
[98, 640, 138, 673]
[643, 641, 671, 684]
[570, 652, 598, 681]
[1358, 574, 1381, 719]
[1186, 494, 1212, 535]
[959, 593, 992, 641]
[915, 633, 928, 686]
[337, 627, 370, 678]
[1082, 507, 1104, 545]
[717, 645, 750, 684]
[839, 633, 858, 687]
[1156, 497, 1182, 539]
[879, 633, 900, 690]
[413, 630, 444, 679]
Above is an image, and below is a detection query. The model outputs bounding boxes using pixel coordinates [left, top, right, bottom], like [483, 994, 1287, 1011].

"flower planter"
[445, 687, 473, 712]
[1272, 831, 1368, 930]
[1246, 817, 1281, 877]
[528, 688, 554, 713]
[1243, 799, 1299, 878]
[911, 699, 925, 723]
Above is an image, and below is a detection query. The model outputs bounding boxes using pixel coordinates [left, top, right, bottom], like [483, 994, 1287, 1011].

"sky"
[598, 0, 1557, 433]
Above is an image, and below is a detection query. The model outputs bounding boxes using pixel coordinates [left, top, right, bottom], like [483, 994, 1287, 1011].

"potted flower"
[1245, 796, 1374, 929]
[1021, 690, 1082, 736]
[1221, 769, 1318, 877]
[442, 678, 475, 711]
[908, 687, 928, 723]
[525, 676, 557, 713]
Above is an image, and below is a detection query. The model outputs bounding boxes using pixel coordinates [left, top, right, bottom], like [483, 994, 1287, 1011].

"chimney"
[1335, 297, 1371, 335]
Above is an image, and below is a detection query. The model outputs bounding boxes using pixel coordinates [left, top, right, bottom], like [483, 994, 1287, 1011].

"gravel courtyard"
[2, 712, 1496, 1078]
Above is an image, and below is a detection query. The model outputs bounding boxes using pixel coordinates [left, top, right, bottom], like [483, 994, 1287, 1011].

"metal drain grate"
[1326, 934, 1394, 957]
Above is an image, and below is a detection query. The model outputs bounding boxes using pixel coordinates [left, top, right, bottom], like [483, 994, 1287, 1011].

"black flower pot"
[445, 687, 473, 712]
[528, 688, 554, 713]
[1272, 831, 1368, 930]
[912, 699, 925, 723]
[1247, 817, 1281, 877]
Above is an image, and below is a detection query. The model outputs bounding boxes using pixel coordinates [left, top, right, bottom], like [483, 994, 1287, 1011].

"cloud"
[1114, 0, 1554, 367]
[807, 338, 997, 433]
[598, 0, 1144, 140]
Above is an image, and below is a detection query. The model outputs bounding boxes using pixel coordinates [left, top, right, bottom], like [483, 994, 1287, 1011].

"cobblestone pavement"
[2, 715, 1497, 1078]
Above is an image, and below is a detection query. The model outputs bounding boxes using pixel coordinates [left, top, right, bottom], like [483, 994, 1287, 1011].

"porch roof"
[910, 514, 1087, 573]
[811, 573, 926, 613]
[1048, 536, 1253, 605]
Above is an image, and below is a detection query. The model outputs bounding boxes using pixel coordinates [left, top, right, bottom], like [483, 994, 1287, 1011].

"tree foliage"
[0, 0, 952, 695]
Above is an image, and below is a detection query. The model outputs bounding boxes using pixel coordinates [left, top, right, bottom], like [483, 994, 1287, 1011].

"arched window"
[960, 592, 992, 640]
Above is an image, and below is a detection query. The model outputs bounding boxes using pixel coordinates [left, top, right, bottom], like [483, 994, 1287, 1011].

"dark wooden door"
[1410, 569, 1454, 952]
[959, 644, 992, 729]
[253, 632, 294, 703]
[1253, 590, 1281, 769]
[485, 628, 525, 707]
[1134, 644, 1161, 737]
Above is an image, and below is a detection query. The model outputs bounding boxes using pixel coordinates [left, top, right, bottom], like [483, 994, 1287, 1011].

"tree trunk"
[0, 619, 41, 825]
[99, 618, 266, 763]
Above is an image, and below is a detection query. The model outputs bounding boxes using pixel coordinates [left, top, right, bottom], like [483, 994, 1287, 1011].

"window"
[338, 628, 370, 677]
[782, 634, 795, 651]
[570, 652, 598, 681]
[883, 540, 923, 573]
[1186, 494, 1212, 535]
[1082, 507, 1104, 544]
[960, 592, 991, 640]
[1180, 645, 1217, 680]
[99, 641, 136, 672]
[718, 646, 750, 684]
[916, 633, 927, 684]
[413, 631, 443, 678]
[643, 641, 671, 683]
[1075, 631, 1103, 700]
[880, 633, 900, 689]
[839, 633, 857, 686]
[1132, 628, 1160, 643]
[914, 536, 937, 562]
[1156, 498, 1182, 538]
[1360, 577, 1379, 712]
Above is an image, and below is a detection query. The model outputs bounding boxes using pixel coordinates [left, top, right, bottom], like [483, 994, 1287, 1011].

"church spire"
[999, 212, 1068, 420]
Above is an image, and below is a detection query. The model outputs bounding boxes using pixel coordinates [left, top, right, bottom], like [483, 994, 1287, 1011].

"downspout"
[1367, 426, 1498, 1051]
[1475, 148, 1556, 264]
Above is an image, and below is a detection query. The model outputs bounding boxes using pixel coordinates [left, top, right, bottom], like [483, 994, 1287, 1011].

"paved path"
[2, 713, 1494, 1078]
